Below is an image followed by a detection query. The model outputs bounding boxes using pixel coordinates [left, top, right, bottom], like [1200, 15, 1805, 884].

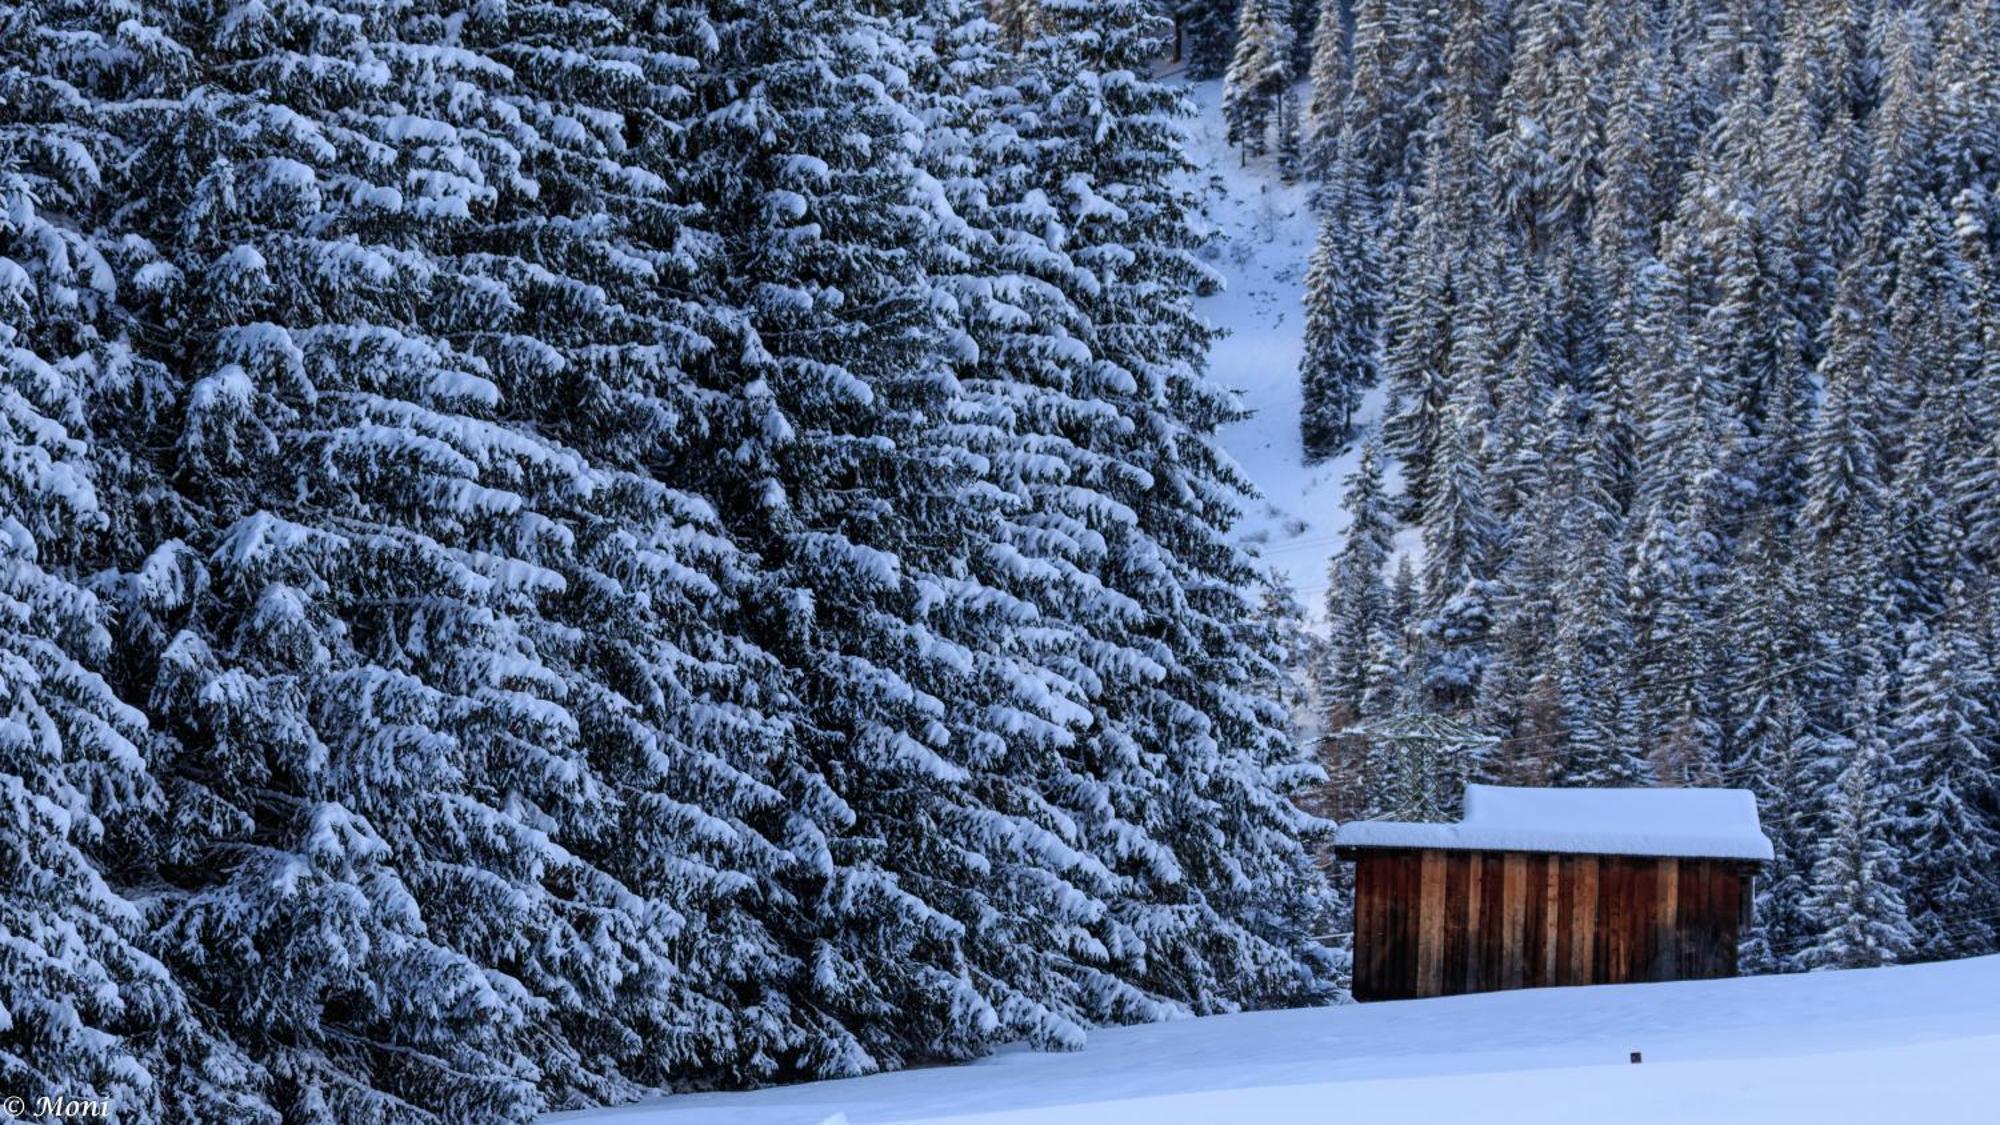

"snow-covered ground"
[1179, 80, 1405, 618]
[553, 955, 2000, 1124]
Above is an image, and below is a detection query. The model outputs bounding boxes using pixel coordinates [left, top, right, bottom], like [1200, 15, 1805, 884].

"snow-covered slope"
[552, 955, 2000, 1124]
[1179, 80, 1396, 617]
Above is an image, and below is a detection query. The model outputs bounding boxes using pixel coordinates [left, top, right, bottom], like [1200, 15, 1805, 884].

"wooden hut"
[1334, 785, 1772, 1002]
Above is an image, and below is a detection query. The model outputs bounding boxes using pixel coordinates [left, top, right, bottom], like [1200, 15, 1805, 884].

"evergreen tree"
[1892, 600, 2000, 960]
[1303, 0, 1350, 179]
[1224, 0, 1299, 159]
[1319, 436, 1394, 729]
[1548, 418, 1645, 787]
[1175, 0, 1240, 79]
[1799, 673, 1914, 972]
[1415, 364, 1499, 715]
[1298, 129, 1378, 460]
[1014, 0, 1339, 1012]
[0, 124, 272, 1119]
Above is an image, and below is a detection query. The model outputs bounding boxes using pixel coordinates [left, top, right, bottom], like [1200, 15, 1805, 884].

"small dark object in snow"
[1631, 1051, 1642, 1064]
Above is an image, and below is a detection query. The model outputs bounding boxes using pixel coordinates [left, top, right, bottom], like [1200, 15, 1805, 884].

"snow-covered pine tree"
[1933, 0, 2000, 204]
[1891, 597, 2000, 961]
[1223, 0, 1297, 159]
[0, 85, 272, 1116]
[1253, 568, 1323, 783]
[1377, 205, 1453, 516]
[1624, 252, 1740, 787]
[677, 0, 1083, 1074]
[1800, 253, 1890, 701]
[1475, 388, 1573, 779]
[16, 3, 566, 1119]
[1174, 0, 1239, 80]
[1302, 0, 1349, 179]
[82, 0, 790, 1114]
[1339, 0, 1398, 188]
[1012, 0, 1339, 1013]
[1853, 10, 1936, 295]
[1297, 138, 1378, 460]
[1548, 401, 1646, 788]
[864, 0, 1226, 1054]
[1415, 351, 1499, 716]
[455, 1, 838, 1094]
[1319, 435, 1394, 734]
[1276, 90, 1304, 182]
[1486, 0, 1589, 256]
[1381, 0, 1502, 520]
[1724, 515, 1817, 972]
[1799, 670, 1915, 972]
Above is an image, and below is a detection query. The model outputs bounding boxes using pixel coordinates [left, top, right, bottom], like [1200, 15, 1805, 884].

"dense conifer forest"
[2, 0, 1996, 1118]
[1262, 0, 2000, 977]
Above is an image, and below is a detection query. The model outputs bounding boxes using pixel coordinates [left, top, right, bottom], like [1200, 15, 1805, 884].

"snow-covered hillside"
[553, 955, 2000, 1124]
[1180, 80, 1405, 618]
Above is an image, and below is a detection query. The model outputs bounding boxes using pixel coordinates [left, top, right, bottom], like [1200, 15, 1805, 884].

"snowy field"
[552, 955, 2000, 1124]
[1180, 80, 1407, 618]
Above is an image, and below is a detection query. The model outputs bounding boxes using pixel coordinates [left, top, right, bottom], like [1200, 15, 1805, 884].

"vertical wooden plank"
[1392, 852, 1406, 997]
[1379, 853, 1400, 999]
[1418, 850, 1447, 997]
[1708, 860, 1729, 979]
[1489, 852, 1507, 989]
[1353, 855, 1377, 1000]
[1652, 858, 1678, 981]
[1541, 855, 1562, 987]
[1592, 857, 1609, 984]
[1604, 857, 1627, 984]
[1625, 857, 1644, 983]
[1443, 852, 1469, 997]
[1409, 852, 1426, 995]
[1530, 854, 1548, 986]
[1519, 854, 1536, 988]
[1554, 856, 1575, 986]
[1630, 859, 1650, 982]
[1376, 848, 1392, 996]
[1691, 858, 1715, 980]
[1521, 854, 1543, 989]
[1463, 850, 1485, 993]
[1571, 854, 1597, 985]
[1736, 865, 1754, 977]
[1720, 860, 1736, 976]
[1623, 858, 1643, 983]
[1697, 860, 1721, 980]
[1501, 852, 1528, 989]
[1391, 852, 1414, 998]
[1376, 848, 1392, 988]
[1408, 848, 1424, 988]
[1640, 859, 1660, 982]
[1680, 856, 1696, 972]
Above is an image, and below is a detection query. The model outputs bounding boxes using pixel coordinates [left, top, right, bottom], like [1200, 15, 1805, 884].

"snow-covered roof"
[1334, 785, 1773, 861]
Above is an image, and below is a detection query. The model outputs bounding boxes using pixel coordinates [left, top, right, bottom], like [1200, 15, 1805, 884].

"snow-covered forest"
[3, 0, 1998, 1120]
[1, 1, 1337, 1119]
[1268, 0, 2000, 980]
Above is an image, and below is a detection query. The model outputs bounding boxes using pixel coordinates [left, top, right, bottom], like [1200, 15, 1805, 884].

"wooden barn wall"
[1348, 850, 1752, 1002]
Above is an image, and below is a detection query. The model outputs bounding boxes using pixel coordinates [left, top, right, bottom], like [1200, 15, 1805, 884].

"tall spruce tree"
[1014, 0, 1338, 1012]
[1298, 128, 1378, 460]
[0, 82, 272, 1117]
[1799, 670, 1915, 972]
[1223, 0, 1298, 159]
